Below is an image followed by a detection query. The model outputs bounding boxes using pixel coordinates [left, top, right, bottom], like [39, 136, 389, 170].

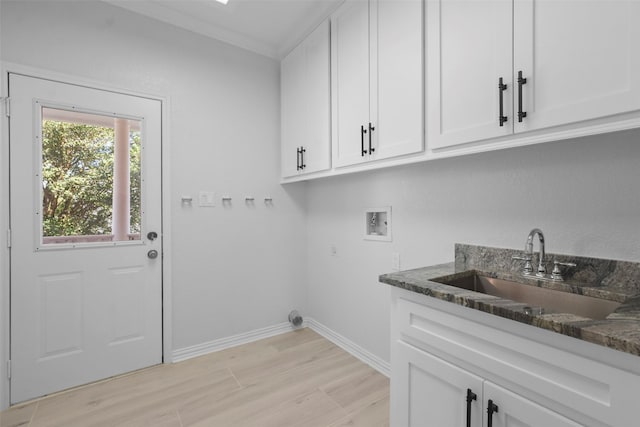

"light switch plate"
[199, 191, 216, 207]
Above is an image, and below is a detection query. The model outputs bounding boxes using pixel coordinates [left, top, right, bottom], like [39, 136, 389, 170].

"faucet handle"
[512, 255, 533, 275]
[551, 260, 577, 281]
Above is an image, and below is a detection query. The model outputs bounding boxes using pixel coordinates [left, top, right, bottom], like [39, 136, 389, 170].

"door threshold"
[10, 363, 163, 408]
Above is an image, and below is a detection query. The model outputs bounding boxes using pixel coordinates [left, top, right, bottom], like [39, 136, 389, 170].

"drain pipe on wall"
[288, 310, 303, 328]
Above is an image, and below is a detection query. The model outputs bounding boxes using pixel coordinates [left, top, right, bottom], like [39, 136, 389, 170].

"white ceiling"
[103, 0, 345, 59]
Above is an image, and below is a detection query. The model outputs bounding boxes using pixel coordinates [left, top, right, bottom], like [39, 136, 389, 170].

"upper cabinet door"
[303, 20, 332, 175]
[281, 20, 331, 178]
[333, 0, 424, 167]
[374, 0, 424, 160]
[281, 43, 306, 178]
[332, 0, 371, 167]
[513, 0, 640, 133]
[427, 0, 513, 149]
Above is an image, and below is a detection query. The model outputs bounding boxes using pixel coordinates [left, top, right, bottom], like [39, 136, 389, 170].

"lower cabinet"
[392, 340, 580, 427]
[483, 381, 582, 427]
[392, 340, 483, 426]
[390, 288, 640, 426]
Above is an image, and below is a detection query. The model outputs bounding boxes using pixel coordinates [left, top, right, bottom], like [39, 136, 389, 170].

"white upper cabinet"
[281, 42, 305, 178]
[427, 0, 513, 149]
[281, 20, 331, 178]
[376, 0, 424, 161]
[281, 1, 640, 180]
[428, 0, 640, 150]
[332, 0, 423, 168]
[332, 0, 371, 167]
[513, 0, 640, 133]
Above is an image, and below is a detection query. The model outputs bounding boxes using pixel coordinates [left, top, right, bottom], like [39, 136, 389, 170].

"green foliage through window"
[41, 120, 141, 238]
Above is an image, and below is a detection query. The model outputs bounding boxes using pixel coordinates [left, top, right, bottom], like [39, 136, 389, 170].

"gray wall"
[0, 0, 308, 408]
[306, 130, 640, 362]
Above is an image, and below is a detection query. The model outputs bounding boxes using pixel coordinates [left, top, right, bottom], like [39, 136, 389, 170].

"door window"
[38, 105, 142, 247]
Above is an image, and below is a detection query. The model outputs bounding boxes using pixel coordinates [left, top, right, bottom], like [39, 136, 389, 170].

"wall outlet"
[391, 252, 400, 271]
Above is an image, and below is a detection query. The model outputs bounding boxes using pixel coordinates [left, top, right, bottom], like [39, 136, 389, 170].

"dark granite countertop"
[379, 244, 640, 357]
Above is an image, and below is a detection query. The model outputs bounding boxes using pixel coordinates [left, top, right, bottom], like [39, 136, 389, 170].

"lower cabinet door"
[483, 381, 582, 427]
[391, 340, 483, 427]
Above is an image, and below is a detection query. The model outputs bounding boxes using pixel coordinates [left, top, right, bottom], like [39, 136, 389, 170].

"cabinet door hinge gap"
[4, 97, 10, 118]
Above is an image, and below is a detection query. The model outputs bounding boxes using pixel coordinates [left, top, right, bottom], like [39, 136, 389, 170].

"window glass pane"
[41, 107, 141, 245]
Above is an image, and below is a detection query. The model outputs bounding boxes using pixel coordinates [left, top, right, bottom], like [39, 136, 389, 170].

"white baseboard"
[172, 322, 297, 362]
[170, 318, 390, 378]
[306, 318, 390, 377]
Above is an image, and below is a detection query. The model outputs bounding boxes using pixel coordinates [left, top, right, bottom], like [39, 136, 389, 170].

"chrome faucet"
[513, 228, 576, 281]
[513, 228, 546, 277]
[526, 228, 547, 277]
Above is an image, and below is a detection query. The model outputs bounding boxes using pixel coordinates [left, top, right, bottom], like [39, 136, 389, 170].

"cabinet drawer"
[394, 295, 640, 426]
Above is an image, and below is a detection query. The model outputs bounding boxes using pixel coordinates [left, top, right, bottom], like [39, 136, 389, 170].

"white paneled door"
[9, 74, 163, 404]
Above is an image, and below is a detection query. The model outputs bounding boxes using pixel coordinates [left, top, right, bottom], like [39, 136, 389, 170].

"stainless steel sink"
[432, 272, 622, 320]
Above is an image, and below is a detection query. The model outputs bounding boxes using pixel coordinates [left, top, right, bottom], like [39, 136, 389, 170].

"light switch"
[199, 191, 216, 207]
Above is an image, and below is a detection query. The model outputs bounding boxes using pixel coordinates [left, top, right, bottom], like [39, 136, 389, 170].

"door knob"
[147, 250, 158, 259]
[147, 231, 158, 241]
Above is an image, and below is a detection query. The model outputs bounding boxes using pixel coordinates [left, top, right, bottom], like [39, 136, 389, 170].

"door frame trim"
[0, 62, 174, 410]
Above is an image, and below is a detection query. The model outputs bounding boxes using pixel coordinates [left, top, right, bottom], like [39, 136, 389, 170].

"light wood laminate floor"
[0, 328, 390, 427]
